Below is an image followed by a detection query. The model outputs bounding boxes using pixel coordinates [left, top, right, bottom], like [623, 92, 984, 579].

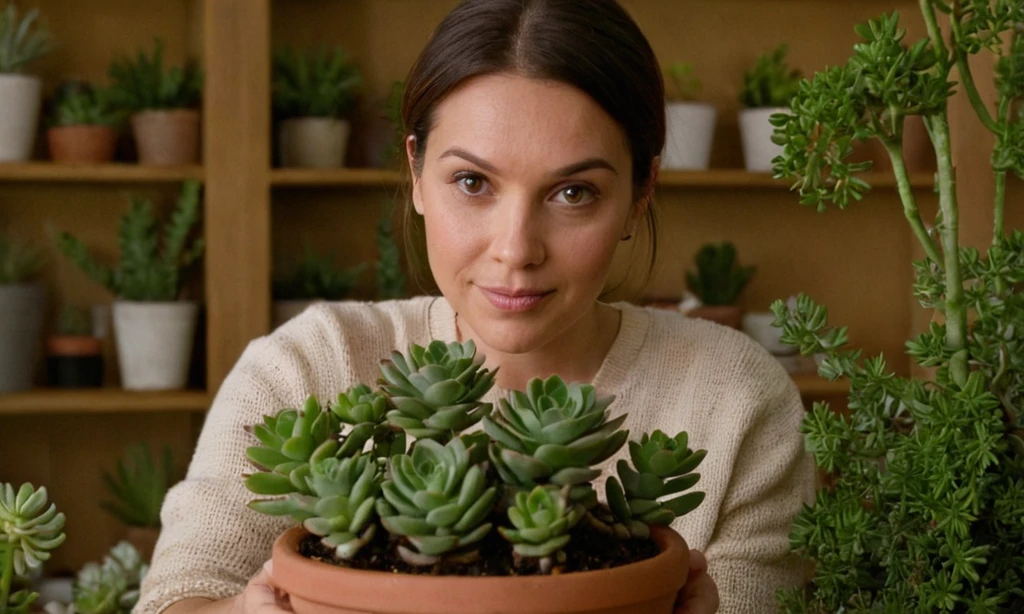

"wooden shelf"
[0, 389, 212, 415]
[269, 168, 934, 190]
[792, 373, 850, 397]
[0, 163, 204, 184]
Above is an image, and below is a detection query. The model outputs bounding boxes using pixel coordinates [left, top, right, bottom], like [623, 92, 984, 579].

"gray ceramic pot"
[0, 283, 46, 393]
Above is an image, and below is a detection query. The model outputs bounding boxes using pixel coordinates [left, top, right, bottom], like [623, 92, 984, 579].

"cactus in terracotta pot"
[47, 85, 121, 164]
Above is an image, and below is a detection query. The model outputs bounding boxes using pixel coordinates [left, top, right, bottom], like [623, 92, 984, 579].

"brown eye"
[556, 185, 595, 206]
[457, 175, 486, 195]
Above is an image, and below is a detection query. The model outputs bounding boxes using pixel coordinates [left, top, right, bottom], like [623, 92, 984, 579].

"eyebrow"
[438, 147, 618, 177]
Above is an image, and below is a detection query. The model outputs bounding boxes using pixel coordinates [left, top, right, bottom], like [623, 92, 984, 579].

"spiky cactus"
[0, 483, 65, 614]
[685, 241, 756, 307]
[376, 437, 497, 566]
[499, 485, 583, 573]
[379, 340, 496, 442]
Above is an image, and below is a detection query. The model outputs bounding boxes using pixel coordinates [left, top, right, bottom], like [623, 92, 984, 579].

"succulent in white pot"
[0, 231, 45, 393]
[273, 45, 361, 168]
[56, 180, 205, 390]
[737, 44, 801, 172]
[661, 62, 716, 170]
[0, 2, 53, 162]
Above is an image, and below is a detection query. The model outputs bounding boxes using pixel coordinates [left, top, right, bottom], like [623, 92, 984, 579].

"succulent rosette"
[330, 384, 404, 458]
[0, 483, 66, 614]
[499, 485, 583, 572]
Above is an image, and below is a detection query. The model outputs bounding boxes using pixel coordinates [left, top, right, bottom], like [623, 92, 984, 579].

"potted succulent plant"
[771, 4, 1024, 612]
[47, 85, 121, 164]
[738, 44, 801, 172]
[272, 244, 366, 328]
[101, 444, 176, 563]
[0, 482, 66, 614]
[45, 304, 104, 389]
[683, 241, 756, 329]
[107, 38, 202, 166]
[0, 2, 52, 162]
[272, 45, 361, 168]
[0, 231, 45, 393]
[56, 180, 204, 390]
[244, 341, 707, 613]
[661, 62, 717, 170]
[41, 541, 147, 614]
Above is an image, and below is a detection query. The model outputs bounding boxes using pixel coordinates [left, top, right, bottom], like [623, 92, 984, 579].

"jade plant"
[739, 44, 802, 109]
[106, 38, 202, 112]
[665, 62, 702, 102]
[685, 241, 756, 306]
[0, 482, 66, 614]
[770, 3, 1024, 612]
[101, 443, 176, 529]
[43, 541, 148, 614]
[56, 180, 204, 302]
[272, 46, 361, 120]
[0, 2, 52, 74]
[272, 244, 367, 301]
[0, 232, 43, 284]
[244, 340, 707, 573]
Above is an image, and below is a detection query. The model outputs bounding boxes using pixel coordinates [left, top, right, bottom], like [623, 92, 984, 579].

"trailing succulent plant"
[685, 241, 756, 307]
[272, 244, 367, 301]
[272, 45, 361, 120]
[0, 231, 43, 284]
[739, 43, 802, 109]
[43, 541, 147, 614]
[0, 483, 65, 614]
[100, 443, 176, 529]
[106, 38, 202, 112]
[56, 180, 204, 302]
[245, 340, 708, 572]
[0, 2, 52, 74]
[770, 3, 1024, 612]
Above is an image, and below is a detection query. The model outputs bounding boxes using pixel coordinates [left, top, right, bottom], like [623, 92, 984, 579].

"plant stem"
[994, 96, 1010, 245]
[0, 543, 13, 614]
[950, 14, 1000, 133]
[921, 0, 951, 66]
[884, 140, 945, 268]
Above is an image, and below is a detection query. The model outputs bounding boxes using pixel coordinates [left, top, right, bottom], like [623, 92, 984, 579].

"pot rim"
[0, 73, 41, 84]
[271, 524, 689, 614]
[48, 124, 117, 133]
[46, 335, 103, 356]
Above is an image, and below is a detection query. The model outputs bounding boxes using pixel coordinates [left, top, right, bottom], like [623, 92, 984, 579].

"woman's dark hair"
[401, 0, 665, 295]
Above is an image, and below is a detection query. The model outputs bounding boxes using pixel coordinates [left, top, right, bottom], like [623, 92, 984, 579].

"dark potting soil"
[298, 515, 661, 577]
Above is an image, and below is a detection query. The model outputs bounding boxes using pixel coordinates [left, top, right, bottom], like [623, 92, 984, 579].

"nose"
[487, 192, 546, 269]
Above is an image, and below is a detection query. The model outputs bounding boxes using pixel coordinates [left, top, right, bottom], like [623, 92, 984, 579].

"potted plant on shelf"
[0, 2, 53, 162]
[41, 541, 147, 614]
[375, 199, 406, 300]
[738, 44, 801, 173]
[272, 45, 361, 169]
[271, 244, 367, 328]
[661, 62, 716, 171]
[771, 5, 1024, 612]
[101, 443, 176, 563]
[683, 241, 755, 329]
[45, 304, 104, 389]
[47, 85, 121, 165]
[56, 180, 204, 390]
[107, 38, 202, 167]
[0, 231, 45, 393]
[0, 482, 66, 614]
[244, 341, 707, 613]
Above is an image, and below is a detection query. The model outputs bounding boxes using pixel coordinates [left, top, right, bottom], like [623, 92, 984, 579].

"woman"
[134, 1, 813, 613]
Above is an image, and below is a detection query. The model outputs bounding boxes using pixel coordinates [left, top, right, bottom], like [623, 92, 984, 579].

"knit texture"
[134, 296, 814, 614]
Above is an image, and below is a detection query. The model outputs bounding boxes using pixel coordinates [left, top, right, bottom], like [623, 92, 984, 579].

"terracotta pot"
[130, 109, 200, 166]
[684, 305, 743, 329]
[45, 335, 104, 388]
[271, 525, 689, 614]
[124, 526, 160, 562]
[47, 126, 117, 163]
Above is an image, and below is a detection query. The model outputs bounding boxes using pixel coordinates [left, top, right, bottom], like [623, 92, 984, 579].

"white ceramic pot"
[662, 101, 716, 170]
[742, 311, 796, 356]
[112, 301, 198, 390]
[739, 107, 787, 172]
[0, 74, 43, 162]
[279, 118, 351, 168]
[0, 283, 46, 392]
[272, 299, 319, 330]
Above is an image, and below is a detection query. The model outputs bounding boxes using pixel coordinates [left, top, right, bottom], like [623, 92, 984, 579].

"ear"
[406, 135, 425, 215]
[628, 155, 660, 232]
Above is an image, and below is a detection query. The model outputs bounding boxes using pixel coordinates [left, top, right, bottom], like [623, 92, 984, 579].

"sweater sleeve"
[702, 362, 816, 614]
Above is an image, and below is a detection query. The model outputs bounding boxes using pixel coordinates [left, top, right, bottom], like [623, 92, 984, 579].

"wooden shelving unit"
[790, 373, 850, 398]
[0, 389, 211, 415]
[0, 163, 204, 183]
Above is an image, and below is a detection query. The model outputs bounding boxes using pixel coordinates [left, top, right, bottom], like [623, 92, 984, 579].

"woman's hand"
[674, 549, 720, 614]
[232, 561, 292, 614]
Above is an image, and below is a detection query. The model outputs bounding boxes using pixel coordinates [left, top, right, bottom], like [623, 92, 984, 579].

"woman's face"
[409, 73, 646, 355]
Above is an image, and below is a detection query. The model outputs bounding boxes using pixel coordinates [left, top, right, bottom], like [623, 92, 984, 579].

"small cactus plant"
[685, 241, 756, 306]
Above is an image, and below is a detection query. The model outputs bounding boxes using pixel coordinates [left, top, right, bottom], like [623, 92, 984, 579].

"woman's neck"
[455, 303, 622, 391]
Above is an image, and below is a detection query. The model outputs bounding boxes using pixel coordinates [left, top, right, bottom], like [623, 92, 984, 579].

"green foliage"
[272, 46, 361, 119]
[375, 200, 406, 300]
[56, 304, 93, 337]
[64, 542, 147, 614]
[684, 241, 755, 306]
[0, 232, 43, 284]
[330, 385, 403, 459]
[739, 44, 802, 108]
[499, 485, 582, 569]
[100, 443, 176, 529]
[0, 2, 52, 74]
[56, 180, 204, 301]
[51, 87, 121, 127]
[665, 62, 701, 101]
[106, 39, 202, 112]
[0, 483, 65, 614]
[272, 244, 366, 301]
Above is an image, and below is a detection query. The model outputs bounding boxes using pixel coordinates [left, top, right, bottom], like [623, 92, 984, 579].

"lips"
[477, 286, 552, 312]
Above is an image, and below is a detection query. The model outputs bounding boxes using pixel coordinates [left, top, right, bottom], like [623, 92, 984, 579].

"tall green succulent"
[106, 39, 202, 112]
[739, 43, 802, 108]
[499, 485, 583, 573]
[272, 46, 361, 119]
[56, 180, 205, 302]
[604, 430, 706, 539]
[685, 241, 756, 307]
[379, 340, 496, 442]
[0, 483, 65, 614]
[0, 2, 52, 74]
[101, 443, 176, 529]
[0, 232, 43, 284]
[376, 437, 497, 566]
[483, 375, 627, 507]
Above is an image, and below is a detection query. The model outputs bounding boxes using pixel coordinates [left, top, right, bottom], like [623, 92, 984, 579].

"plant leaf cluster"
[0, 2, 52, 74]
[685, 241, 756, 306]
[272, 46, 361, 120]
[106, 39, 202, 112]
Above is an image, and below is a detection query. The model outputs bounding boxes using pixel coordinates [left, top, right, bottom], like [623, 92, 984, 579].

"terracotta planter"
[45, 335, 104, 388]
[271, 525, 689, 614]
[685, 305, 743, 330]
[279, 118, 351, 168]
[47, 126, 118, 164]
[130, 109, 200, 166]
[124, 526, 160, 562]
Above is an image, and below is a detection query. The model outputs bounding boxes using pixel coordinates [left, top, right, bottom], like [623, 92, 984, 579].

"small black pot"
[45, 336, 104, 388]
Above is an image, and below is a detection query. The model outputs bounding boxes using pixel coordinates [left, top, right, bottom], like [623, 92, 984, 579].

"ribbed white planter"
[0, 283, 46, 393]
[739, 107, 787, 172]
[272, 299, 319, 330]
[112, 301, 197, 390]
[279, 118, 351, 168]
[662, 101, 717, 170]
[0, 74, 43, 162]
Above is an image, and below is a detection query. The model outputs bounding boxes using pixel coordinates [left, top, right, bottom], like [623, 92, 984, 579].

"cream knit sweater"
[134, 296, 814, 614]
